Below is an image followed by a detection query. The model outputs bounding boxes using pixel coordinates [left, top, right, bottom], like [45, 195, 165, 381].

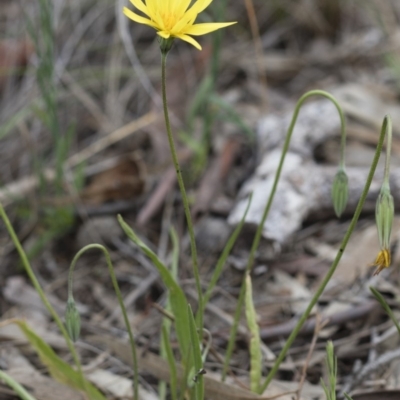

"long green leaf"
[118, 215, 191, 360]
[15, 320, 106, 400]
[370, 286, 400, 335]
[161, 325, 178, 400]
[244, 274, 262, 393]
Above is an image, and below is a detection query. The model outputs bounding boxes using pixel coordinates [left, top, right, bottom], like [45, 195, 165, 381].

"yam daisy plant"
[124, 0, 236, 333]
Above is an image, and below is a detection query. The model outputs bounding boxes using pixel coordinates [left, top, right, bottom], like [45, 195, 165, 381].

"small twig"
[151, 302, 175, 321]
[244, 0, 268, 110]
[260, 301, 378, 340]
[296, 313, 328, 400]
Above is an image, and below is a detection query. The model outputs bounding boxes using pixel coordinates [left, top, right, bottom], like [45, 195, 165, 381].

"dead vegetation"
[2, 1, 400, 399]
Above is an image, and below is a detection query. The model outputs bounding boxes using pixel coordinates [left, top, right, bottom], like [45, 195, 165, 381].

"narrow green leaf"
[159, 227, 180, 400]
[0, 370, 38, 400]
[244, 274, 262, 393]
[14, 320, 106, 400]
[370, 286, 400, 336]
[161, 325, 178, 400]
[344, 394, 354, 400]
[118, 215, 191, 359]
[188, 305, 204, 400]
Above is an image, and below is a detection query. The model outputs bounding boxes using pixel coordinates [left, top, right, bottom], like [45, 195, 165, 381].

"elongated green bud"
[375, 184, 394, 250]
[331, 169, 348, 217]
[65, 298, 81, 342]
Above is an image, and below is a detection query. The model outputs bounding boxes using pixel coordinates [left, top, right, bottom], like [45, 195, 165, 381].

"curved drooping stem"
[160, 49, 203, 330]
[222, 90, 347, 380]
[0, 203, 85, 385]
[260, 115, 390, 392]
[67, 244, 139, 400]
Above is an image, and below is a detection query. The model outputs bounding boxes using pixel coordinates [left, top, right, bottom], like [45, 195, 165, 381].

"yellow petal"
[189, 0, 213, 14]
[185, 22, 237, 36]
[129, 0, 150, 17]
[174, 33, 202, 50]
[157, 31, 171, 39]
[174, 0, 192, 16]
[123, 7, 158, 28]
[145, 0, 157, 17]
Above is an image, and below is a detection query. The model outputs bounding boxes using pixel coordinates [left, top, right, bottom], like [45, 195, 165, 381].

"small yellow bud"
[65, 298, 81, 342]
[331, 169, 348, 217]
[372, 248, 391, 276]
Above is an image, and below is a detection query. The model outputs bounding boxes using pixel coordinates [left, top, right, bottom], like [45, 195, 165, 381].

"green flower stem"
[383, 115, 392, 188]
[161, 50, 203, 330]
[260, 115, 390, 393]
[0, 203, 85, 384]
[222, 90, 346, 380]
[67, 244, 139, 400]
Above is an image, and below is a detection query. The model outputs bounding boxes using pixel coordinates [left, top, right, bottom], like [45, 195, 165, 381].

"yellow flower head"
[123, 0, 236, 50]
[372, 248, 391, 276]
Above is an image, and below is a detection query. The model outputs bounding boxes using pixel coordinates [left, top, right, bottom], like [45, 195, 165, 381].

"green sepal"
[331, 168, 349, 217]
[375, 184, 394, 249]
[65, 298, 81, 342]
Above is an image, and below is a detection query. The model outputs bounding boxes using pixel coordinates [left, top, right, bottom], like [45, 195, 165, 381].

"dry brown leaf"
[81, 155, 145, 205]
[0, 39, 33, 89]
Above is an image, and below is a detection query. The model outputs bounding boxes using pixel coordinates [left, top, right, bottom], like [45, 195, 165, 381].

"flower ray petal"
[129, 0, 150, 17]
[174, 33, 202, 50]
[123, 7, 158, 28]
[185, 22, 237, 36]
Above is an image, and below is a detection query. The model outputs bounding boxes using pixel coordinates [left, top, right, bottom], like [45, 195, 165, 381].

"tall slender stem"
[222, 90, 346, 380]
[161, 50, 203, 329]
[260, 115, 389, 392]
[383, 115, 392, 187]
[68, 244, 139, 400]
[0, 203, 85, 383]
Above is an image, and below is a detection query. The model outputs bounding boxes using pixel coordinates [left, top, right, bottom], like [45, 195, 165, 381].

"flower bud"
[65, 298, 81, 342]
[331, 169, 348, 218]
[375, 185, 394, 250]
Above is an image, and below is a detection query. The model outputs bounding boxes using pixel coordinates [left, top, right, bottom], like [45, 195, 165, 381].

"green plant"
[321, 341, 337, 400]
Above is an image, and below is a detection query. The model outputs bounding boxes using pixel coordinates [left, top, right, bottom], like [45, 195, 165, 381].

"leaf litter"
[2, 1, 400, 399]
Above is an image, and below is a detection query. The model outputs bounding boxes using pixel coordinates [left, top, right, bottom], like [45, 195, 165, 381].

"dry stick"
[296, 314, 328, 400]
[260, 300, 377, 341]
[244, 0, 268, 110]
[259, 115, 390, 393]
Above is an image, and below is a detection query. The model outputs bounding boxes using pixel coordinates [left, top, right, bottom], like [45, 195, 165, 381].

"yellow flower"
[123, 0, 236, 50]
[372, 248, 391, 276]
